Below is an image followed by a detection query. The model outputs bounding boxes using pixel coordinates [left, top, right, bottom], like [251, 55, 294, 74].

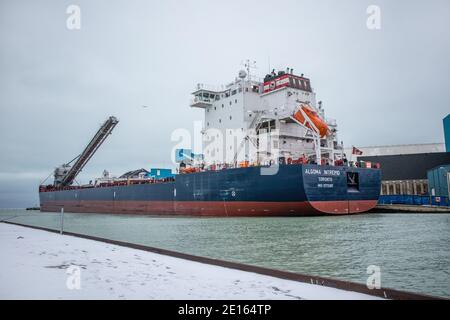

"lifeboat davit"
[293, 105, 329, 138]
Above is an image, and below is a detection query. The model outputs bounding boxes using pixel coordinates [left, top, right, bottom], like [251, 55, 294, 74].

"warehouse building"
[358, 152, 450, 195]
[348, 115, 450, 198]
[343, 143, 445, 158]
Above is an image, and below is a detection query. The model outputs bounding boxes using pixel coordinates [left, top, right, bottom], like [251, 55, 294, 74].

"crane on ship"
[53, 116, 119, 188]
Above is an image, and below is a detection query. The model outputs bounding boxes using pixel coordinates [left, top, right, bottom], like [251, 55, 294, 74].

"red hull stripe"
[309, 200, 378, 214]
[40, 200, 377, 216]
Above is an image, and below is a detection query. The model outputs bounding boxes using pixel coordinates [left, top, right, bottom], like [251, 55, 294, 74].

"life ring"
[269, 81, 276, 90]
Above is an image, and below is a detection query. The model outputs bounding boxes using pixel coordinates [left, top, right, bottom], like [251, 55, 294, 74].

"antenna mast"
[242, 59, 257, 81]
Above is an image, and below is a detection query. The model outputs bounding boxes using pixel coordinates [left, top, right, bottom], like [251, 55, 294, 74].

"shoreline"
[1, 221, 440, 300]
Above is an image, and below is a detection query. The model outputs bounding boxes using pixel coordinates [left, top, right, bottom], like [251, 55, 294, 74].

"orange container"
[239, 161, 249, 168]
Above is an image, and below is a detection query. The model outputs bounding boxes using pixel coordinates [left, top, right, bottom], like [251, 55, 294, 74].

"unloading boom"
[55, 116, 119, 187]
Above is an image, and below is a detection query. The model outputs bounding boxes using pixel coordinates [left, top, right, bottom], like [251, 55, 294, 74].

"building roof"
[344, 143, 445, 158]
[359, 152, 450, 180]
[119, 168, 149, 179]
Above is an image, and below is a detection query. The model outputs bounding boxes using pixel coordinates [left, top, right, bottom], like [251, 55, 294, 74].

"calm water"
[1, 209, 449, 298]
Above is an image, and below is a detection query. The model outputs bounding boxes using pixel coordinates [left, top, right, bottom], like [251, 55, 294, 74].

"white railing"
[190, 96, 213, 107]
[194, 83, 223, 93]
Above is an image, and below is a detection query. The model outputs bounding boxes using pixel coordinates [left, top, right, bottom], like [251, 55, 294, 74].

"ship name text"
[304, 169, 341, 176]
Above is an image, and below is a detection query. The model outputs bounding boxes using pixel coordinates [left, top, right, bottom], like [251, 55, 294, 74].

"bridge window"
[289, 77, 294, 87]
[301, 80, 306, 89]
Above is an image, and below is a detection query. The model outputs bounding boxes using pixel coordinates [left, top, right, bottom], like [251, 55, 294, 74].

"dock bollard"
[60, 207, 64, 235]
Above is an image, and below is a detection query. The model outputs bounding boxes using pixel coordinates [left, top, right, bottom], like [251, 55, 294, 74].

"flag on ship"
[352, 146, 363, 155]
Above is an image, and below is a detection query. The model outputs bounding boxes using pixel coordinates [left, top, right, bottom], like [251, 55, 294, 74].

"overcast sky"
[1, 0, 449, 208]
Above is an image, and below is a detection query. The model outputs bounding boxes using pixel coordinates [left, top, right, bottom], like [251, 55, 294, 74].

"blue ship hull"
[39, 164, 381, 216]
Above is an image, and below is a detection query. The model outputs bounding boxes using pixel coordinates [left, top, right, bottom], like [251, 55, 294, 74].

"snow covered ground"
[0, 223, 381, 300]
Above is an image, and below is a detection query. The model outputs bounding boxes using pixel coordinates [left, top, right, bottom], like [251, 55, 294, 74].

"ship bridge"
[190, 84, 220, 109]
[262, 69, 312, 95]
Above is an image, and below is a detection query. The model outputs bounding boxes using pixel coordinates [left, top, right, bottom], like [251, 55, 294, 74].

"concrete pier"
[375, 204, 450, 213]
[0, 222, 382, 300]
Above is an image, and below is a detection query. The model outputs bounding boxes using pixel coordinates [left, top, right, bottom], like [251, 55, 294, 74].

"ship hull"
[39, 164, 381, 216]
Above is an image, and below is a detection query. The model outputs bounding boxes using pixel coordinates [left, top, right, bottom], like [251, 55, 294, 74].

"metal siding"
[427, 165, 450, 197]
[444, 115, 450, 152]
[359, 152, 450, 180]
[427, 170, 435, 195]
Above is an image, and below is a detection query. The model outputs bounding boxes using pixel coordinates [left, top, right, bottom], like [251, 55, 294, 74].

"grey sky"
[1, 0, 449, 208]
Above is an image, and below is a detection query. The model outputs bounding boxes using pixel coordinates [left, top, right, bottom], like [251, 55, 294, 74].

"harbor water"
[1, 209, 449, 298]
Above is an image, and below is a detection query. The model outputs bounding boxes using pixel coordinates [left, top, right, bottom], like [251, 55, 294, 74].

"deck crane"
[53, 116, 119, 188]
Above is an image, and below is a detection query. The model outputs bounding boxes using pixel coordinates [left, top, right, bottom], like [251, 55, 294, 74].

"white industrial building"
[343, 143, 445, 158]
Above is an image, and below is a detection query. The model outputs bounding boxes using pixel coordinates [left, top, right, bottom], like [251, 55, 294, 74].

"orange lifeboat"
[293, 105, 329, 138]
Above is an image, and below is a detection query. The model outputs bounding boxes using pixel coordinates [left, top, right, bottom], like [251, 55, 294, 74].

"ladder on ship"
[233, 111, 263, 165]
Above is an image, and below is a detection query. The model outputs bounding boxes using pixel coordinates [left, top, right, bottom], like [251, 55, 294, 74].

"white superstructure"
[190, 65, 345, 167]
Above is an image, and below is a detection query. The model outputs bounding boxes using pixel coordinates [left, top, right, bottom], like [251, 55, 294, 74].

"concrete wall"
[381, 179, 428, 195]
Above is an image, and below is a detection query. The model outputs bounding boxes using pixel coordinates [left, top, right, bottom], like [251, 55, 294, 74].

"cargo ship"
[39, 64, 381, 216]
